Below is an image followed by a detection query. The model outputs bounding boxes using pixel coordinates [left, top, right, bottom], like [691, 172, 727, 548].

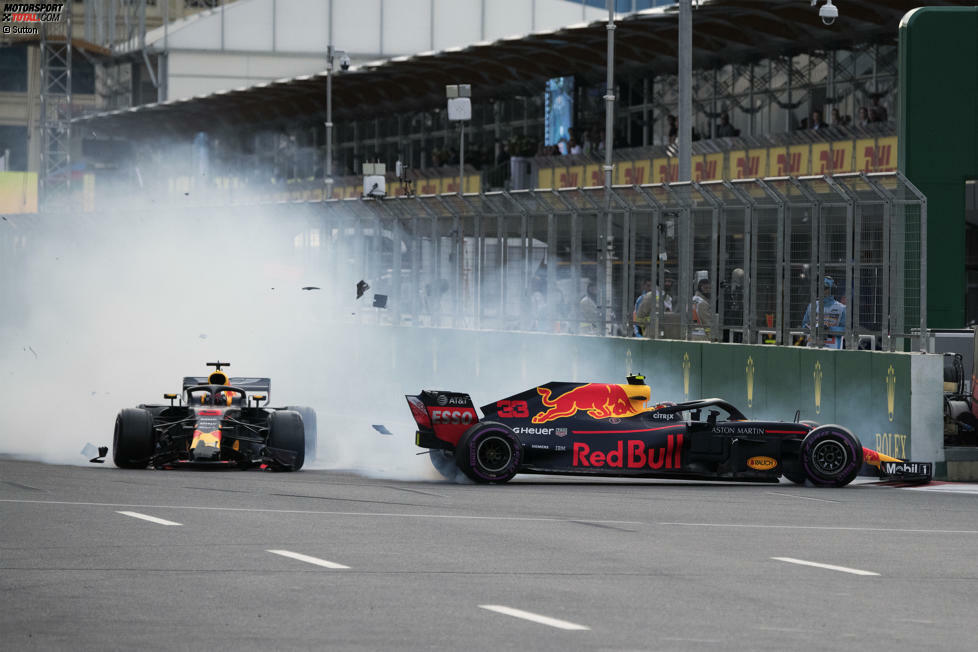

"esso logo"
[431, 409, 475, 426]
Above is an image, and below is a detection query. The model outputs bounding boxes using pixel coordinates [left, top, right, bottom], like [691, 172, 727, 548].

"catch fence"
[317, 171, 925, 350]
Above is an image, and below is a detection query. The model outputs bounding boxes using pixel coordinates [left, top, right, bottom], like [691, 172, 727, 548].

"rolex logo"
[746, 355, 755, 408]
[886, 365, 896, 422]
[682, 352, 691, 400]
[813, 360, 823, 415]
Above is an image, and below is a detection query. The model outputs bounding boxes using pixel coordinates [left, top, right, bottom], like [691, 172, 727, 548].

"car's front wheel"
[268, 410, 305, 471]
[113, 408, 154, 469]
[455, 421, 521, 484]
[286, 405, 317, 463]
[801, 425, 863, 487]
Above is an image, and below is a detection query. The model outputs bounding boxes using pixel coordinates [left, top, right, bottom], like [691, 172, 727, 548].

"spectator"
[811, 110, 827, 131]
[569, 138, 582, 156]
[871, 96, 888, 122]
[660, 273, 674, 313]
[691, 278, 715, 340]
[802, 276, 846, 349]
[633, 279, 653, 336]
[716, 113, 738, 137]
[635, 273, 674, 334]
[579, 281, 599, 335]
[667, 114, 678, 145]
[723, 267, 745, 343]
[856, 106, 870, 128]
[830, 107, 847, 127]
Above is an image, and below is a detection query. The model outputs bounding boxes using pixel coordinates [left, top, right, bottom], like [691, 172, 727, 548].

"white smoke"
[0, 187, 632, 481]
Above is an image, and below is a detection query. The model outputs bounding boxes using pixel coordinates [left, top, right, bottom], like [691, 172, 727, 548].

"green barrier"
[330, 324, 941, 472]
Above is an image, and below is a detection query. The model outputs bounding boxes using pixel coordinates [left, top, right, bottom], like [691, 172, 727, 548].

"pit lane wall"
[362, 325, 943, 472]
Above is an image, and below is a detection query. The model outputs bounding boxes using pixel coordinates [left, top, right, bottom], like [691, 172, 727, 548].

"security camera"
[813, 0, 838, 26]
[339, 54, 351, 71]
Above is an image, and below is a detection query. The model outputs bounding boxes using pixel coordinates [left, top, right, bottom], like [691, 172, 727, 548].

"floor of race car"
[3, 456, 977, 652]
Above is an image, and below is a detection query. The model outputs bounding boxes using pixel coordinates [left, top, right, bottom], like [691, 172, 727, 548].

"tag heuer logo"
[555, 428, 568, 437]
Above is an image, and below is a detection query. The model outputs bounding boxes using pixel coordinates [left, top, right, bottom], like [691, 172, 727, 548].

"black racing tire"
[113, 408, 154, 469]
[268, 410, 306, 471]
[455, 421, 522, 484]
[286, 405, 317, 463]
[801, 425, 863, 487]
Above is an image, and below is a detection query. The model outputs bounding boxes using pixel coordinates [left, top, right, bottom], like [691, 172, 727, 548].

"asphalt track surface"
[3, 457, 978, 651]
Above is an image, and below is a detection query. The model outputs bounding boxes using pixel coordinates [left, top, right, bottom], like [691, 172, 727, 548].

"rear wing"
[182, 376, 271, 395]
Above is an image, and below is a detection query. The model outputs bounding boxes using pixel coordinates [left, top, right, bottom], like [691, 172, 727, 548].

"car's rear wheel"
[113, 408, 154, 469]
[455, 421, 521, 484]
[286, 405, 317, 463]
[268, 410, 305, 471]
[801, 425, 863, 487]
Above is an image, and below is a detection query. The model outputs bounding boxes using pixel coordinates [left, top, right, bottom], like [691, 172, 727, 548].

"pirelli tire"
[455, 421, 522, 484]
[268, 410, 305, 471]
[801, 425, 863, 487]
[113, 408, 155, 469]
[286, 405, 317, 463]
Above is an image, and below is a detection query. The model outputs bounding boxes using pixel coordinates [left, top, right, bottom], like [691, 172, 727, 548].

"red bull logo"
[572, 435, 683, 469]
[532, 384, 645, 424]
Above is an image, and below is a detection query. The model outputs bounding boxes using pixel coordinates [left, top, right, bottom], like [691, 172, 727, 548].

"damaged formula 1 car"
[112, 362, 317, 471]
[406, 375, 932, 486]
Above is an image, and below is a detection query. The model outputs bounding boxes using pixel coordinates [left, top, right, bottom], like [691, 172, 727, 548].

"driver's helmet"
[215, 390, 240, 407]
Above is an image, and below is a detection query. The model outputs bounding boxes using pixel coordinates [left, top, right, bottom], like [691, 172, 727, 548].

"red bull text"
[572, 435, 683, 470]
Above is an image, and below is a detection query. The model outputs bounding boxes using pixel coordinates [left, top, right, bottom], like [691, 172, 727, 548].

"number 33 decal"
[496, 400, 529, 418]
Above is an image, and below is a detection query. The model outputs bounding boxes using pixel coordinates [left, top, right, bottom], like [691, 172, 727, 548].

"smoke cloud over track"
[0, 198, 633, 479]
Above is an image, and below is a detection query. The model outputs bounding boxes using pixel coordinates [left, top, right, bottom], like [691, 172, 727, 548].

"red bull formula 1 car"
[112, 362, 317, 471]
[406, 375, 932, 486]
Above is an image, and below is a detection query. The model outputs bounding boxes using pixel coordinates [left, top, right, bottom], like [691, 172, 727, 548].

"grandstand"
[4, 0, 974, 333]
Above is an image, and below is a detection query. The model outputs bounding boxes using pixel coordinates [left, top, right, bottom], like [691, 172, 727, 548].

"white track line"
[1, 499, 638, 526]
[772, 557, 879, 576]
[765, 491, 840, 503]
[659, 521, 978, 534]
[267, 549, 350, 569]
[117, 511, 182, 526]
[479, 605, 590, 631]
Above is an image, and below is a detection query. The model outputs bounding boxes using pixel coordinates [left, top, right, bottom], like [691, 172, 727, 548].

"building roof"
[74, 0, 967, 137]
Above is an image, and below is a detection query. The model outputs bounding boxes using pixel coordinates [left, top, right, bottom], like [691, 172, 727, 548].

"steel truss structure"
[39, 13, 73, 211]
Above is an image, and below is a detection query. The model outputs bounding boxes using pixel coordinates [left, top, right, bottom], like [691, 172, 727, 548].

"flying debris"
[24, 346, 37, 359]
[199, 333, 207, 339]
[82, 443, 108, 464]
[373, 294, 388, 309]
[372, 425, 393, 435]
[301, 286, 320, 291]
[356, 280, 370, 299]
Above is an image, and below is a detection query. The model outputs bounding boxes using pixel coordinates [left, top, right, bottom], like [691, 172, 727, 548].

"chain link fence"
[312, 171, 925, 350]
[0, 172, 925, 351]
